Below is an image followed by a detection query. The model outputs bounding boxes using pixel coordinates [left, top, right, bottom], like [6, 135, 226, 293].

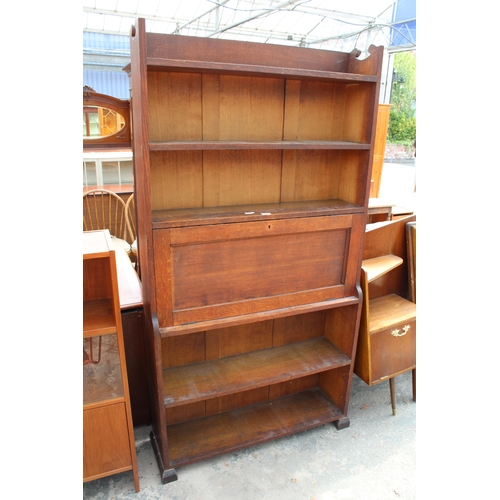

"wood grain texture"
[162, 337, 350, 407]
[166, 389, 343, 467]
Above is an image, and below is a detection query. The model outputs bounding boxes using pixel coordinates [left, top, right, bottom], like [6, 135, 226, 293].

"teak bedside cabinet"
[83, 230, 139, 491]
[354, 215, 416, 415]
[126, 17, 383, 483]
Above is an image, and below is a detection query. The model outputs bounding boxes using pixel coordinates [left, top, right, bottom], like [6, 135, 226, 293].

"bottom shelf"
[166, 388, 342, 467]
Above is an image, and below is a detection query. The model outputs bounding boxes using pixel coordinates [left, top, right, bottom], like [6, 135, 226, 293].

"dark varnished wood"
[162, 338, 350, 407]
[128, 17, 383, 478]
[166, 389, 343, 467]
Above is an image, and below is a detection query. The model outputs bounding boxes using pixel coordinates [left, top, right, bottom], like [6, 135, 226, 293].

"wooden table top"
[115, 248, 142, 310]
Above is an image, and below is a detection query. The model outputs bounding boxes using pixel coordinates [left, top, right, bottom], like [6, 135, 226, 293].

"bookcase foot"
[334, 417, 350, 430]
[150, 431, 178, 484]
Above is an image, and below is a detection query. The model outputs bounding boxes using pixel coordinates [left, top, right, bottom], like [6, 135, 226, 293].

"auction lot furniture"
[127, 18, 383, 483]
[354, 215, 416, 415]
[83, 230, 139, 491]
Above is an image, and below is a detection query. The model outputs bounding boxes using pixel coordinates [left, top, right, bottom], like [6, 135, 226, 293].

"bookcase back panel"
[342, 83, 377, 143]
[203, 150, 282, 206]
[150, 149, 368, 212]
[283, 80, 346, 141]
[148, 72, 203, 142]
[202, 75, 285, 141]
[280, 150, 367, 204]
[283, 80, 374, 143]
[150, 151, 204, 211]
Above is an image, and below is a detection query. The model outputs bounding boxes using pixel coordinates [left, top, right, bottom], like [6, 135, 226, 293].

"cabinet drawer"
[371, 318, 416, 383]
[154, 214, 364, 327]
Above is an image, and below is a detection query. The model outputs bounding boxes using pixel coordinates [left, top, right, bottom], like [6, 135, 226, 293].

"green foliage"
[388, 51, 416, 144]
[388, 110, 416, 144]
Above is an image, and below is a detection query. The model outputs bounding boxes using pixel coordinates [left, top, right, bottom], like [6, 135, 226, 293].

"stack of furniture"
[83, 230, 140, 491]
[354, 215, 416, 415]
[127, 17, 383, 483]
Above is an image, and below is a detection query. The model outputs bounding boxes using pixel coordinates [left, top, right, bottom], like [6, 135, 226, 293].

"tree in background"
[388, 51, 416, 147]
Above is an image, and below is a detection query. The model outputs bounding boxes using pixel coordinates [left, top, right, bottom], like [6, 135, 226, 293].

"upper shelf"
[361, 255, 404, 283]
[146, 57, 379, 84]
[149, 140, 371, 151]
[152, 199, 364, 229]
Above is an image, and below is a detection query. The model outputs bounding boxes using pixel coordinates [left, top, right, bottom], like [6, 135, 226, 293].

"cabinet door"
[154, 214, 364, 327]
[370, 319, 416, 383]
[83, 403, 132, 481]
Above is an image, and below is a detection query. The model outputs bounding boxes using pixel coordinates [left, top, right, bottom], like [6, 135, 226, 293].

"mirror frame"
[83, 86, 131, 149]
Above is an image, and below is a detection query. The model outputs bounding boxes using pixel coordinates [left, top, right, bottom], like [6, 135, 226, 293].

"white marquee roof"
[83, 0, 415, 53]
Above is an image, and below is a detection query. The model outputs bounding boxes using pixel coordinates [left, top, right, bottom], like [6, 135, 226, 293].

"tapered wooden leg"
[389, 377, 396, 415]
[412, 368, 416, 402]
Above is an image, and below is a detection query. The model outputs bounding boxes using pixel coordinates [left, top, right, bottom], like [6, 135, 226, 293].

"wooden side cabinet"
[354, 216, 416, 415]
[83, 230, 140, 491]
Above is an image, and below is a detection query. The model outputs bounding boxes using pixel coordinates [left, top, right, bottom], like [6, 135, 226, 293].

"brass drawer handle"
[391, 325, 410, 337]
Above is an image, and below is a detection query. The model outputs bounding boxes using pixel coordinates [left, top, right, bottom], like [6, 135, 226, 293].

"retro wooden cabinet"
[127, 18, 383, 483]
[354, 215, 417, 415]
[83, 230, 139, 491]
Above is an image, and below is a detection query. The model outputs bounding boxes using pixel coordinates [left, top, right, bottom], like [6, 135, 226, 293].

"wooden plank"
[152, 199, 363, 228]
[115, 248, 142, 309]
[146, 57, 378, 83]
[369, 294, 416, 334]
[202, 74, 284, 141]
[159, 295, 360, 337]
[162, 337, 350, 407]
[166, 388, 343, 467]
[362, 255, 404, 283]
[149, 140, 371, 150]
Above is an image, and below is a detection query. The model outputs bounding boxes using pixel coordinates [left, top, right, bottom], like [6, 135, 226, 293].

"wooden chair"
[125, 193, 138, 267]
[83, 189, 131, 252]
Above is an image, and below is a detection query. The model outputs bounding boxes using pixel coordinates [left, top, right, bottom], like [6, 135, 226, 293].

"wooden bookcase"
[127, 18, 383, 483]
[83, 230, 139, 492]
[354, 215, 417, 415]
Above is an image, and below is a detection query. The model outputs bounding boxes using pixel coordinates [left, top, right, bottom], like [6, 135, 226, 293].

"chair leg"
[389, 377, 396, 415]
[412, 368, 416, 402]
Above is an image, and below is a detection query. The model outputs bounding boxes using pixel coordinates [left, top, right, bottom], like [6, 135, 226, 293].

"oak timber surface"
[152, 200, 363, 228]
[166, 388, 343, 467]
[362, 255, 403, 283]
[149, 140, 371, 150]
[162, 338, 350, 407]
[369, 294, 416, 334]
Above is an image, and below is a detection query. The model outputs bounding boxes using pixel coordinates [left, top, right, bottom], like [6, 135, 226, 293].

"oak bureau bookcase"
[127, 17, 383, 483]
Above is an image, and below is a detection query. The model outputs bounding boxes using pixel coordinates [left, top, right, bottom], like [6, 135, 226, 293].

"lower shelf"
[166, 388, 342, 467]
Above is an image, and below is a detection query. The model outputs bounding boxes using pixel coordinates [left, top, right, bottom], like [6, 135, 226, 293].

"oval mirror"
[83, 105, 126, 139]
[83, 87, 131, 149]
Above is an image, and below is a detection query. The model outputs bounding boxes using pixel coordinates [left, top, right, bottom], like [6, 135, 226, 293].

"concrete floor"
[83, 371, 416, 500]
[83, 162, 417, 499]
